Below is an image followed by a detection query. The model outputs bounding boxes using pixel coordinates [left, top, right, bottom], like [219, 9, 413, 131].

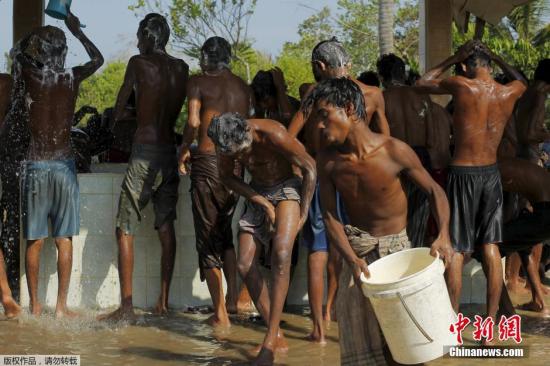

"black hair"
[494, 73, 510, 85]
[357, 71, 380, 87]
[207, 112, 253, 154]
[534, 58, 550, 84]
[201, 36, 232, 67]
[251, 70, 276, 101]
[464, 43, 491, 69]
[302, 77, 366, 121]
[376, 53, 406, 82]
[311, 37, 350, 68]
[139, 13, 170, 49]
[406, 70, 420, 86]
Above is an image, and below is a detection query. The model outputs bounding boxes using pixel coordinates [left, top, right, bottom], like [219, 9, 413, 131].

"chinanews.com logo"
[447, 313, 527, 358]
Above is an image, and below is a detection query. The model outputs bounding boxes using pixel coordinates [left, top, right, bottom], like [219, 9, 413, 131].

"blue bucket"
[45, 0, 86, 27]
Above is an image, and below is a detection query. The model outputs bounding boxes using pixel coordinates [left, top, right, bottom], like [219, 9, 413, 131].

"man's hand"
[430, 235, 454, 268]
[65, 8, 82, 34]
[351, 257, 370, 286]
[270, 67, 287, 91]
[178, 149, 191, 175]
[262, 200, 276, 232]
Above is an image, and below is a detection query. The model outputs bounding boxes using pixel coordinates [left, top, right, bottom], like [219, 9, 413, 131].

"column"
[13, 0, 45, 45]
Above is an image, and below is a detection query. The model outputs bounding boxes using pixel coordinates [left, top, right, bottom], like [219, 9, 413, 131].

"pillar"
[13, 0, 45, 45]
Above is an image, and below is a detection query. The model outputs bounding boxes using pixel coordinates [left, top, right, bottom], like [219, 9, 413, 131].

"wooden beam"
[13, 0, 44, 45]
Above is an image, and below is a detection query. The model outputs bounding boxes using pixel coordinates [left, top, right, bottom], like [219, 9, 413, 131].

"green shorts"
[116, 144, 179, 235]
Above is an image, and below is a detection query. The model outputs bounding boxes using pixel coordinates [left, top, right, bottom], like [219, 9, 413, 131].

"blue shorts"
[301, 181, 348, 252]
[21, 159, 80, 240]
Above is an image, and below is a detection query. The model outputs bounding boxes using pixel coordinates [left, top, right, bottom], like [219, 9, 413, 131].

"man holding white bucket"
[304, 78, 454, 365]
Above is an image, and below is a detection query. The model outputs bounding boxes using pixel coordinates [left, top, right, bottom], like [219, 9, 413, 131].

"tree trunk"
[378, 0, 394, 55]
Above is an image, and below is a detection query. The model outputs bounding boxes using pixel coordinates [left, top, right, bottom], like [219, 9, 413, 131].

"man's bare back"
[191, 70, 252, 153]
[115, 53, 188, 145]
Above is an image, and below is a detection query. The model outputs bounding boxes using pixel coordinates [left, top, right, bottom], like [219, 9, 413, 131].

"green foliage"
[76, 62, 126, 113]
[452, 0, 550, 79]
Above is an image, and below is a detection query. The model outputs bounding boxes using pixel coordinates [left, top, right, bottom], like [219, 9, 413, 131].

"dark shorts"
[116, 144, 179, 235]
[239, 176, 301, 247]
[301, 181, 349, 252]
[447, 164, 503, 253]
[190, 153, 239, 280]
[501, 203, 550, 254]
[22, 159, 80, 240]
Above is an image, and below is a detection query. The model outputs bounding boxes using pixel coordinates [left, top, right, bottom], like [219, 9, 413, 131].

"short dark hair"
[251, 70, 276, 101]
[201, 36, 232, 67]
[139, 13, 170, 49]
[312, 37, 350, 68]
[376, 53, 406, 82]
[534, 58, 550, 84]
[464, 43, 491, 69]
[302, 77, 366, 121]
[357, 71, 380, 87]
[207, 112, 253, 154]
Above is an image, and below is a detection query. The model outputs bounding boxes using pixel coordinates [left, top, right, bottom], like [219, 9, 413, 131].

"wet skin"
[288, 65, 390, 157]
[98, 19, 189, 322]
[514, 81, 550, 161]
[428, 102, 453, 170]
[315, 101, 453, 283]
[499, 158, 550, 315]
[217, 119, 316, 366]
[416, 40, 527, 330]
[17, 11, 103, 319]
[177, 64, 252, 326]
[0, 73, 12, 129]
[254, 67, 296, 125]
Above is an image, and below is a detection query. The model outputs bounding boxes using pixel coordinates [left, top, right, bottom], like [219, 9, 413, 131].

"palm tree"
[378, 0, 394, 55]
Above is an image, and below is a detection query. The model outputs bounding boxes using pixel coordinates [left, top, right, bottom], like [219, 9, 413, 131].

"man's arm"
[178, 78, 201, 175]
[265, 122, 316, 226]
[318, 150, 369, 282]
[218, 154, 276, 224]
[112, 57, 137, 124]
[526, 85, 550, 143]
[288, 83, 314, 137]
[66, 10, 104, 83]
[415, 41, 474, 95]
[271, 67, 295, 123]
[389, 139, 454, 265]
[372, 88, 390, 136]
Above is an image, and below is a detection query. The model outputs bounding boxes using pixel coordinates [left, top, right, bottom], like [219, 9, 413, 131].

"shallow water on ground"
[1, 292, 549, 365]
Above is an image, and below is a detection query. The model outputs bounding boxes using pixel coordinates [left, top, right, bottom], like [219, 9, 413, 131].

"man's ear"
[314, 60, 326, 72]
[345, 102, 358, 122]
[460, 63, 467, 74]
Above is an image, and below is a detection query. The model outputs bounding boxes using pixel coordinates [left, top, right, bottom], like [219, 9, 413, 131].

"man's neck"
[203, 67, 229, 77]
[341, 120, 379, 158]
[473, 68, 493, 82]
[325, 67, 348, 80]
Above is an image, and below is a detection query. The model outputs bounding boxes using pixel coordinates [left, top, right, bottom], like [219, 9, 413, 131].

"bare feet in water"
[251, 333, 288, 355]
[252, 347, 275, 366]
[153, 298, 169, 316]
[2, 296, 22, 319]
[206, 314, 231, 327]
[55, 307, 79, 319]
[30, 302, 42, 317]
[518, 301, 550, 317]
[97, 307, 136, 323]
[306, 322, 326, 344]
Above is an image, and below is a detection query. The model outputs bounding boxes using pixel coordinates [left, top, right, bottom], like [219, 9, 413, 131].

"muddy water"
[1, 297, 549, 365]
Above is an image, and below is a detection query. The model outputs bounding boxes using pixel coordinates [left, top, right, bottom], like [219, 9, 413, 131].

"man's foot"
[251, 333, 289, 355]
[252, 347, 275, 366]
[153, 299, 169, 316]
[2, 297, 22, 319]
[30, 303, 42, 317]
[226, 294, 238, 315]
[206, 314, 231, 327]
[323, 307, 337, 322]
[55, 308, 79, 319]
[305, 322, 326, 344]
[506, 281, 529, 295]
[518, 301, 550, 317]
[97, 307, 136, 323]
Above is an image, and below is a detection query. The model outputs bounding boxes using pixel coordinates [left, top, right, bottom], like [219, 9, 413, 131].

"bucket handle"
[397, 292, 434, 343]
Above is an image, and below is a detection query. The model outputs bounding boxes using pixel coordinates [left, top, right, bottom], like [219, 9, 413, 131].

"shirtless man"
[0, 73, 21, 319]
[514, 59, 550, 163]
[209, 113, 315, 365]
[377, 53, 437, 247]
[16, 11, 103, 317]
[499, 158, 550, 316]
[288, 38, 390, 343]
[99, 13, 188, 321]
[416, 40, 527, 329]
[251, 68, 298, 125]
[178, 37, 253, 326]
[302, 78, 452, 365]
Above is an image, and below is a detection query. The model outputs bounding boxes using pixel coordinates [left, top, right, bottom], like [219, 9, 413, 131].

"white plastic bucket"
[360, 247, 458, 364]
